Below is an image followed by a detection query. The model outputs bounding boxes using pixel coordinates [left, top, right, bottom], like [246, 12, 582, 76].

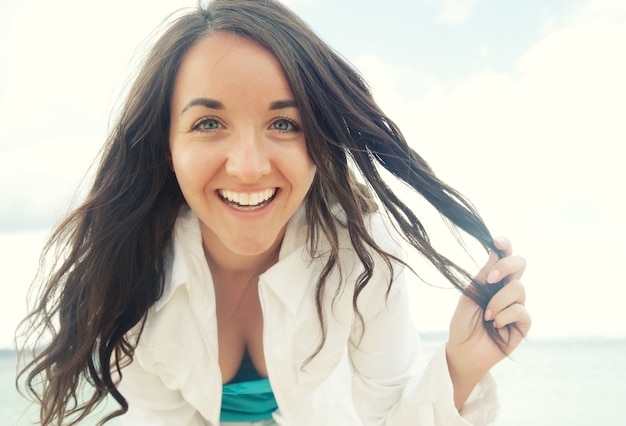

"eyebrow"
[181, 98, 225, 115]
[269, 99, 298, 110]
[181, 98, 298, 115]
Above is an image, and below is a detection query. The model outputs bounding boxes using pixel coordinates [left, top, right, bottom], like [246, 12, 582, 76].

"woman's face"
[169, 32, 316, 267]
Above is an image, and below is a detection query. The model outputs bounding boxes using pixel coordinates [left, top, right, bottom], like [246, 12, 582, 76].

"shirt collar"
[155, 204, 318, 314]
[259, 204, 319, 316]
[155, 206, 202, 311]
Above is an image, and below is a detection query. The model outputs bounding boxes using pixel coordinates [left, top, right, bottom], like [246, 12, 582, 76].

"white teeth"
[219, 189, 276, 207]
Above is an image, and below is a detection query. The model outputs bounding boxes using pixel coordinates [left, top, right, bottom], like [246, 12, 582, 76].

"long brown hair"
[16, 1, 509, 424]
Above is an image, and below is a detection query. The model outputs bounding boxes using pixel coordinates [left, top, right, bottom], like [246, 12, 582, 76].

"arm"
[116, 349, 207, 426]
[349, 269, 498, 425]
[349, 237, 528, 425]
[447, 237, 531, 410]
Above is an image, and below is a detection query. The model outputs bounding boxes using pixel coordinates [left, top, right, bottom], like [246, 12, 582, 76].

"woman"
[17, 1, 530, 425]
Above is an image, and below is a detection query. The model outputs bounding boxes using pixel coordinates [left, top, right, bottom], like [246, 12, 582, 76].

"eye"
[271, 118, 300, 133]
[192, 117, 222, 132]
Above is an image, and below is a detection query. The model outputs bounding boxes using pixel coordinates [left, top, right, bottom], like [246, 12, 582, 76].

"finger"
[486, 255, 527, 284]
[476, 237, 515, 284]
[484, 280, 526, 321]
[476, 250, 500, 284]
[493, 303, 532, 336]
[493, 236, 512, 258]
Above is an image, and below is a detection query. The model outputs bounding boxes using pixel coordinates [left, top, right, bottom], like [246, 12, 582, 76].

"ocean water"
[489, 337, 626, 426]
[3, 337, 625, 425]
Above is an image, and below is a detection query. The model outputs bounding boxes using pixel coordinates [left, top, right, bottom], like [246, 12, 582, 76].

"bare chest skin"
[212, 271, 267, 384]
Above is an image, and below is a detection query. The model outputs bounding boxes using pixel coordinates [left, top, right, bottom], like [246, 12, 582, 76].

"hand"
[446, 237, 531, 408]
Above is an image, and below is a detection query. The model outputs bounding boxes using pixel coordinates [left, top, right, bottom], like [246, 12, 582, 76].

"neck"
[201, 230, 283, 281]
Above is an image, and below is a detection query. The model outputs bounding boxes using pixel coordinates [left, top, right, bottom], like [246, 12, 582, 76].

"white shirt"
[118, 205, 499, 425]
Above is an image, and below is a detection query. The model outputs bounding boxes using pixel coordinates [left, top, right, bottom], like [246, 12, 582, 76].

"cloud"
[355, 0, 626, 336]
[439, 0, 476, 24]
[357, 0, 626, 219]
[0, 0, 194, 232]
[0, 0, 206, 347]
[569, 0, 626, 24]
[0, 230, 50, 348]
[0, 131, 100, 232]
[2, 0, 625, 341]
[281, 0, 314, 5]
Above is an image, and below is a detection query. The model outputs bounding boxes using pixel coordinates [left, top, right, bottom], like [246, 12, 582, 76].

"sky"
[1, 0, 625, 349]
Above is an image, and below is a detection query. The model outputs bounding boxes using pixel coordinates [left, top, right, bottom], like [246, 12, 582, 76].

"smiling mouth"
[218, 188, 278, 210]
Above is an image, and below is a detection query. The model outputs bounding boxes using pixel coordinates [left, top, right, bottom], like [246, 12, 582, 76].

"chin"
[228, 238, 279, 257]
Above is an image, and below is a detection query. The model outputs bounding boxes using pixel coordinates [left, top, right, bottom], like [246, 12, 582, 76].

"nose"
[225, 132, 271, 182]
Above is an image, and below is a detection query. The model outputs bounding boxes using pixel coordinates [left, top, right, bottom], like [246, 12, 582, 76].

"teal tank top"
[220, 352, 278, 422]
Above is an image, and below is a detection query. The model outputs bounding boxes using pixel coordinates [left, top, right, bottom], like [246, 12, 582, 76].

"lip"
[216, 188, 279, 212]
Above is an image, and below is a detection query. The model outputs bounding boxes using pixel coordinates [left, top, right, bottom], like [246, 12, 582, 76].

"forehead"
[171, 31, 294, 106]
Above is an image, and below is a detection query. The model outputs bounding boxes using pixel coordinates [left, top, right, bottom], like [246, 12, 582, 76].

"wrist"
[445, 343, 489, 410]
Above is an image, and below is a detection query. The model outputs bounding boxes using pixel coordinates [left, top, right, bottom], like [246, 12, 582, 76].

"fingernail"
[487, 270, 500, 283]
[484, 309, 493, 321]
[495, 236, 506, 245]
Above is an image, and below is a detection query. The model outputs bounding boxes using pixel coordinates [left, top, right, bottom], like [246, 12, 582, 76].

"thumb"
[475, 249, 499, 284]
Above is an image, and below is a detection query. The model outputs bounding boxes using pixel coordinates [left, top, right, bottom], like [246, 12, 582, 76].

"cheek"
[293, 163, 316, 201]
[170, 149, 187, 180]
[171, 147, 204, 190]
[297, 143, 316, 176]
[295, 151, 316, 191]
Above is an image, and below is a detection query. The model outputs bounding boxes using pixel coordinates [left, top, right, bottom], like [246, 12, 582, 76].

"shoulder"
[364, 211, 406, 260]
[154, 206, 204, 311]
[329, 203, 408, 295]
[331, 201, 405, 262]
[333, 205, 410, 317]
